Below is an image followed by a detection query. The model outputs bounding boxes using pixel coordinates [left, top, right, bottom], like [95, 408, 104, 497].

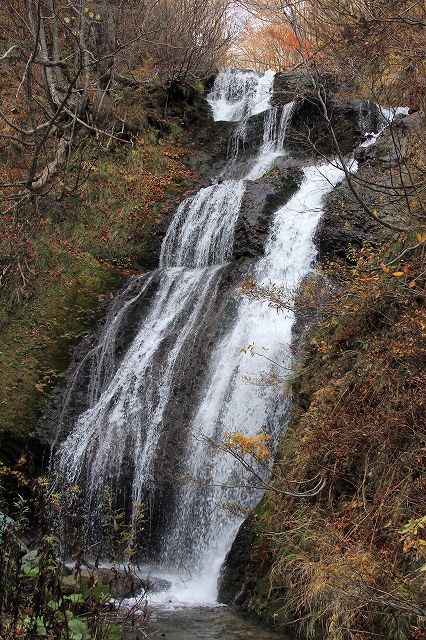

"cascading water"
[206, 68, 276, 122]
[52, 68, 346, 606]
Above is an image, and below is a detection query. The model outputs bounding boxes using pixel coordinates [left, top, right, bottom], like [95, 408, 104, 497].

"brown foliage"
[256, 243, 426, 638]
[234, 0, 425, 109]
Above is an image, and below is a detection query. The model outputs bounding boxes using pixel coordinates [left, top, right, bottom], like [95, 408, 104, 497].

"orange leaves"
[234, 20, 305, 71]
[264, 23, 301, 54]
[400, 515, 426, 563]
[222, 431, 272, 461]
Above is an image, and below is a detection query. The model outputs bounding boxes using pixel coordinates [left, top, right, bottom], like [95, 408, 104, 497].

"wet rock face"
[271, 71, 379, 157]
[272, 70, 343, 106]
[285, 97, 380, 157]
[48, 262, 252, 559]
[272, 69, 354, 107]
[314, 113, 414, 262]
[315, 186, 391, 261]
[218, 515, 257, 605]
[233, 168, 303, 260]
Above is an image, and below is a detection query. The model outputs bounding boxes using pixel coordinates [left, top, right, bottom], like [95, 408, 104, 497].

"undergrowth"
[0, 90, 200, 446]
[0, 474, 147, 639]
[236, 239, 426, 639]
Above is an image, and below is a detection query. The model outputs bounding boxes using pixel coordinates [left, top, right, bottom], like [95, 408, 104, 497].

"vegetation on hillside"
[215, 2, 426, 637]
[222, 230, 426, 638]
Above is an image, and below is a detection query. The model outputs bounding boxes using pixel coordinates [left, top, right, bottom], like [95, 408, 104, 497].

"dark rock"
[315, 163, 395, 262]
[285, 96, 380, 157]
[353, 142, 377, 163]
[315, 110, 418, 262]
[62, 567, 145, 599]
[218, 514, 257, 605]
[233, 168, 303, 260]
[273, 70, 314, 105]
[142, 576, 171, 593]
[148, 80, 211, 125]
[272, 70, 354, 106]
[315, 186, 390, 262]
[272, 70, 313, 105]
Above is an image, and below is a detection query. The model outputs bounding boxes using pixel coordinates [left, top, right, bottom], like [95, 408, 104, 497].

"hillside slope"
[219, 112, 426, 640]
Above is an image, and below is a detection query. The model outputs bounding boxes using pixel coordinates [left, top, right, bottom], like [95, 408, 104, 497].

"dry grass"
[254, 242, 426, 639]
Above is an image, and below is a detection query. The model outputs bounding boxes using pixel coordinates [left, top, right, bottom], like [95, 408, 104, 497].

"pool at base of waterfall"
[119, 559, 230, 610]
[138, 607, 285, 640]
[119, 566, 285, 639]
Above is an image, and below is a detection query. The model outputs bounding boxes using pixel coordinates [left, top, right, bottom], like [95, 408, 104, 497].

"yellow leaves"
[84, 6, 100, 20]
[416, 232, 426, 243]
[381, 260, 411, 277]
[400, 515, 426, 561]
[313, 579, 326, 591]
[240, 342, 255, 356]
[222, 431, 272, 461]
[0, 461, 28, 486]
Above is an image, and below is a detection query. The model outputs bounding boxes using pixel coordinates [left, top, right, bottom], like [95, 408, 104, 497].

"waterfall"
[156, 163, 345, 603]
[52, 69, 345, 605]
[206, 68, 276, 122]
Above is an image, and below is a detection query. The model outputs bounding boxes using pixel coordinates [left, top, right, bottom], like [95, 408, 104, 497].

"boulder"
[285, 97, 380, 157]
[61, 567, 145, 599]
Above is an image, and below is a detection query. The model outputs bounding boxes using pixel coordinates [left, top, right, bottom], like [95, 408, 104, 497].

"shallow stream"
[146, 607, 285, 639]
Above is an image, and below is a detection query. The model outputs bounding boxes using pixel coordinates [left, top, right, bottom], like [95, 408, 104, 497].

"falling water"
[206, 68, 276, 122]
[52, 69, 346, 605]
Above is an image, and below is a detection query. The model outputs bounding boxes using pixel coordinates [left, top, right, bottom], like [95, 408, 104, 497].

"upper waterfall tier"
[159, 100, 294, 269]
[207, 69, 275, 122]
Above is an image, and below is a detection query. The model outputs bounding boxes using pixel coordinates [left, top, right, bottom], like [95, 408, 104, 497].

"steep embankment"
[219, 111, 426, 639]
[0, 82, 217, 477]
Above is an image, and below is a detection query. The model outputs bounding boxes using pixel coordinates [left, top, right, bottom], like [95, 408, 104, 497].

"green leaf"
[65, 592, 85, 604]
[104, 624, 123, 640]
[48, 599, 61, 611]
[36, 622, 48, 636]
[19, 562, 40, 576]
[67, 616, 89, 640]
[91, 582, 111, 603]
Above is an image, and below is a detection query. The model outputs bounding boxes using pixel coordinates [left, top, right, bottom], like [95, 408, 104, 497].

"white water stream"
[53, 69, 348, 608]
